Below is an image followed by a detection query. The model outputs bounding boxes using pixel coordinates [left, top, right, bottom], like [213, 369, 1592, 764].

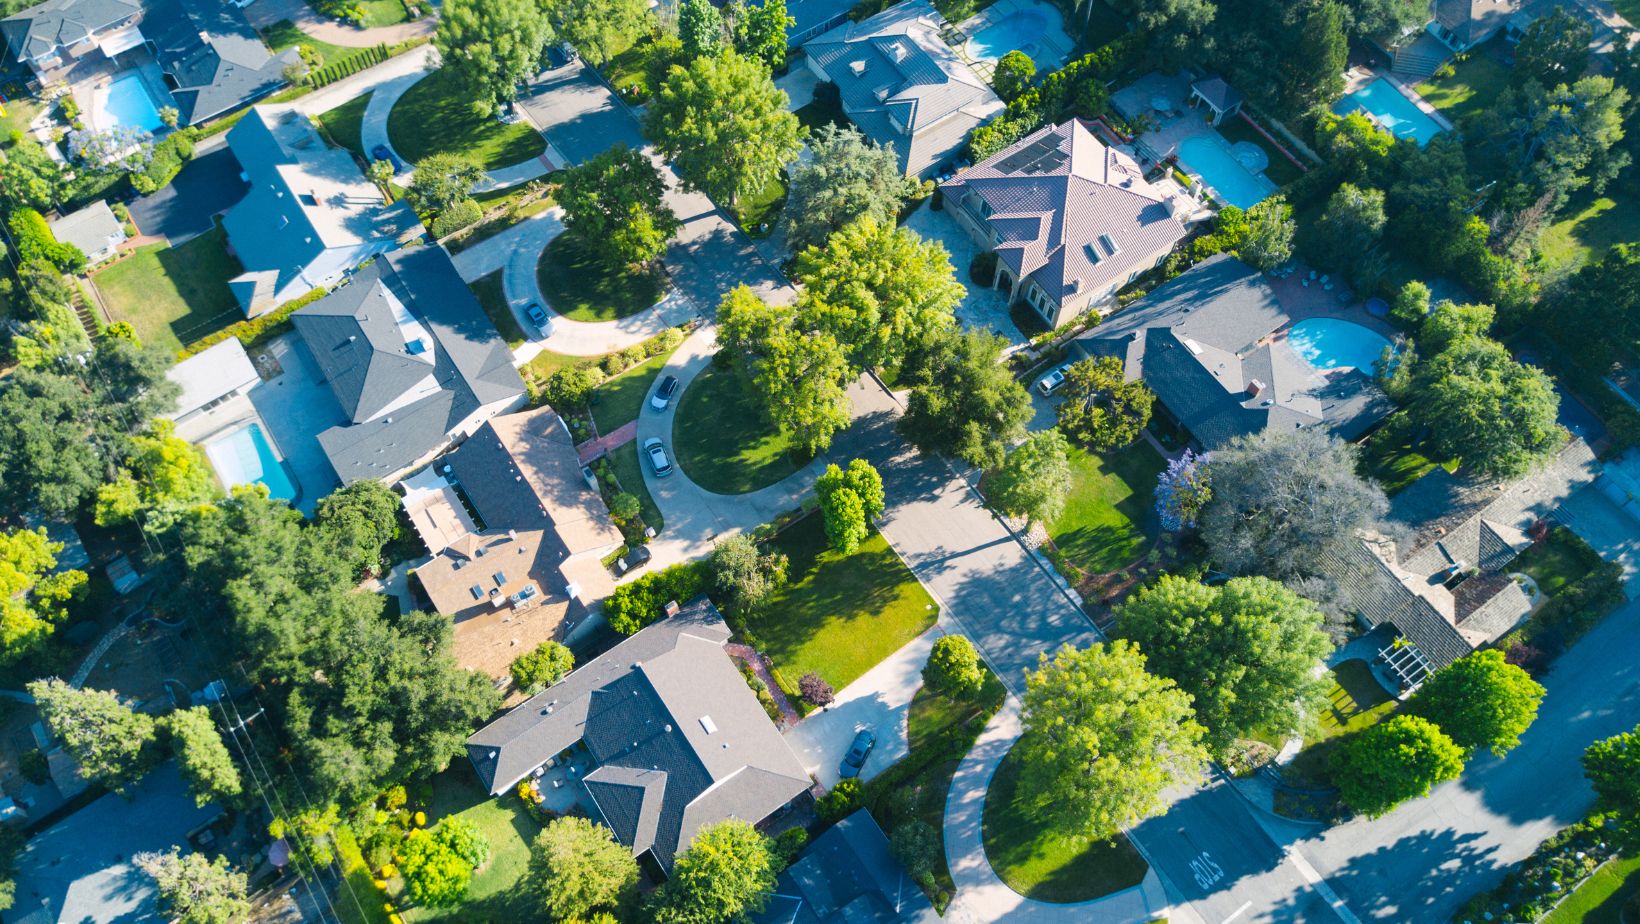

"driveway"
[904, 200, 1026, 349]
[519, 60, 648, 167]
[248, 334, 348, 515]
[127, 144, 248, 245]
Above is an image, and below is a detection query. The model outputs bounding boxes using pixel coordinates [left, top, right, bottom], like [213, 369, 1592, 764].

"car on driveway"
[1036, 363, 1073, 396]
[838, 728, 875, 779]
[615, 544, 652, 574]
[643, 437, 673, 477]
[369, 145, 403, 174]
[524, 302, 550, 334]
[650, 375, 679, 411]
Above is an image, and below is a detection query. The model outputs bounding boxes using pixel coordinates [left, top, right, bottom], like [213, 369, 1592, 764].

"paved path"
[576, 421, 636, 464]
[294, 43, 436, 117]
[246, 0, 437, 47]
[726, 643, 802, 729]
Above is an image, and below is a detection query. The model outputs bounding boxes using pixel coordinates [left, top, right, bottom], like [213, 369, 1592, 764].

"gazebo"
[1190, 76, 1245, 126]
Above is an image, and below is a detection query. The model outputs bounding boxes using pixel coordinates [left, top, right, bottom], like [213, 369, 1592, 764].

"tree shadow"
[1277, 828, 1504, 922]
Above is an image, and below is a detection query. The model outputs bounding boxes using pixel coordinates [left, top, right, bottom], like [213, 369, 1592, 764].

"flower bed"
[1455, 813, 1623, 922]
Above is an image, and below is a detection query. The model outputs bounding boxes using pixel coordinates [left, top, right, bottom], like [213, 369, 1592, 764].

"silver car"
[643, 437, 673, 477]
[1036, 363, 1073, 396]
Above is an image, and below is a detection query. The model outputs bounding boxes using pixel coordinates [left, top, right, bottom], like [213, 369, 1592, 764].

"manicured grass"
[607, 440, 664, 534]
[1280, 659, 1397, 789]
[317, 91, 371, 161]
[354, 0, 411, 27]
[524, 348, 598, 384]
[982, 747, 1150, 903]
[1414, 45, 1511, 127]
[469, 270, 525, 348]
[400, 771, 540, 922]
[1515, 527, 1597, 597]
[1358, 412, 1457, 496]
[260, 19, 353, 68]
[536, 234, 666, 322]
[1542, 854, 1640, 924]
[91, 223, 242, 354]
[1045, 441, 1165, 576]
[0, 96, 44, 143]
[388, 69, 546, 171]
[604, 37, 667, 101]
[1540, 190, 1640, 270]
[671, 358, 804, 495]
[1217, 115, 1305, 188]
[746, 513, 939, 697]
[733, 176, 787, 235]
[591, 349, 679, 434]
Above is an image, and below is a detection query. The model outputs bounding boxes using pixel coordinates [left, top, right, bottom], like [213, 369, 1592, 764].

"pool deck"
[1114, 73, 1277, 210]
[1339, 65, 1454, 134]
[952, 0, 1075, 77]
[1264, 265, 1401, 343]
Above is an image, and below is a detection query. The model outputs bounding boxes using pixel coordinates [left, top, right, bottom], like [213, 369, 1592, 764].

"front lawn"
[91, 223, 242, 354]
[981, 747, 1150, 903]
[607, 440, 664, 534]
[399, 771, 540, 922]
[591, 348, 679, 434]
[1542, 854, 1640, 924]
[1278, 658, 1397, 790]
[1044, 441, 1165, 577]
[536, 234, 666, 322]
[388, 69, 546, 170]
[744, 513, 939, 698]
[260, 19, 353, 68]
[1540, 190, 1640, 271]
[671, 358, 804, 494]
[317, 91, 371, 161]
[732, 177, 787, 235]
[1413, 44, 1511, 127]
[469, 270, 525, 348]
[1514, 526, 1599, 597]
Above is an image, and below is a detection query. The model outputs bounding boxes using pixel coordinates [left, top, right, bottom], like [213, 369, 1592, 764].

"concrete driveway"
[904, 200, 1026, 349]
[127, 143, 248, 245]
[519, 60, 647, 166]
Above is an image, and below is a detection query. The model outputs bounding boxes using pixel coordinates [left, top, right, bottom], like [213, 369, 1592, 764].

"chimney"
[1246, 378, 1266, 399]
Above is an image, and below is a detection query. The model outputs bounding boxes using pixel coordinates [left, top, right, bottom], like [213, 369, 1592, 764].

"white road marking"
[1286, 846, 1364, 924]
[1222, 900, 1253, 923]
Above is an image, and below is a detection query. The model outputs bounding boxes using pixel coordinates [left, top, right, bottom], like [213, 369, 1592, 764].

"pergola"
[1190, 76, 1245, 127]
[1378, 636, 1435, 690]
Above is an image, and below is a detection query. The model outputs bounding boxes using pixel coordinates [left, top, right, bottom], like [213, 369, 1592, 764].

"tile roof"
[140, 0, 299, 124]
[0, 0, 140, 63]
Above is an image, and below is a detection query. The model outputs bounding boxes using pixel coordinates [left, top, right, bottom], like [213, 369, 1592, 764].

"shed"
[48, 200, 125, 265]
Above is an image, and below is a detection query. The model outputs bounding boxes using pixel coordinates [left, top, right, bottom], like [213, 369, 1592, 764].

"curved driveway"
[360, 69, 551, 192]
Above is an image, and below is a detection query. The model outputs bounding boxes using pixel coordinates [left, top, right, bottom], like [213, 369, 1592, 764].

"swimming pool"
[204, 423, 299, 503]
[1177, 134, 1276, 210]
[966, 10, 1049, 64]
[97, 72, 166, 133]
[1287, 318, 1394, 373]
[1332, 78, 1444, 147]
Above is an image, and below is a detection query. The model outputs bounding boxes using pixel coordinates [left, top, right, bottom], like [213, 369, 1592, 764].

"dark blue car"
[838, 728, 875, 779]
[370, 144, 404, 174]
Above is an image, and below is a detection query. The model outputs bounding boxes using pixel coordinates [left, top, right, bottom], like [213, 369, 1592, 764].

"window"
[1100, 233, 1121, 256]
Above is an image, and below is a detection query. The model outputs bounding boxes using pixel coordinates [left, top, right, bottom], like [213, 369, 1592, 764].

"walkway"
[246, 0, 437, 48]
[576, 421, 636, 464]
[726, 642, 802, 729]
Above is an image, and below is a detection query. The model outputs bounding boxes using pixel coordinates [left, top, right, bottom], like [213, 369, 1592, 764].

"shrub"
[176, 283, 332, 358]
[130, 131, 195, 195]
[429, 197, 482, 238]
[8, 208, 86, 273]
[604, 563, 707, 634]
[771, 828, 808, 870]
[798, 672, 834, 707]
[539, 364, 606, 411]
[510, 640, 574, 692]
[923, 636, 984, 696]
[816, 777, 862, 822]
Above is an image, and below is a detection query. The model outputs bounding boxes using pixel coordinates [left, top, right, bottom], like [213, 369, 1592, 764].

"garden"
[535, 234, 667, 322]
[671, 358, 807, 495]
[589, 342, 682, 434]
[90, 222, 243, 354]
[387, 69, 546, 170]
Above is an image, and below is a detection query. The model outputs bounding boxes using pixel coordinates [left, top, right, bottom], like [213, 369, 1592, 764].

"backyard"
[1217, 115, 1305, 188]
[1541, 854, 1640, 924]
[1540, 189, 1639, 271]
[388, 69, 547, 170]
[90, 223, 242, 354]
[742, 514, 939, 698]
[397, 771, 540, 922]
[1042, 441, 1165, 579]
[536, 235, 666, 322]
[671, 359, 805, 494]
[1413, 42, 1511, 127]
[1514, 526, 1599, 597]
[1358, 411, 1457, 495]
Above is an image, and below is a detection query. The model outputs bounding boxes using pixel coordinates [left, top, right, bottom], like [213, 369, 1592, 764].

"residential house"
[1, 0, 144, 82]
[465, 599, 811, 874]
[755, 810, 940, 923]
[1327, 439, 1599, 688]
[1065, 254, 1395, 447]
[941, 118, 1196, 329]
[47, 199, 124, 264]
[1429, 0, 1517, 52]
[803, 0, 1004, 179]
[223, 104, 419, 316]
[290, 246, 527, 487]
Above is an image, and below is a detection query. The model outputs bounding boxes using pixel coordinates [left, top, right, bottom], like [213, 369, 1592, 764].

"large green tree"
[0, 528, 88, 665]
[814, 459, 885, 554]
[1237, 196, 1296, 271]
[707, 534, 789, 617]
[557, 144, 682, 269]
[29, 679, 158, 792]
[94, 419, 219, 530]
[528, 816, 639, 920]
[1279, 2, 1346, 113]
[923, 635, 984, 697]
[399, 818, 490, 907]
[678, 0, 725, 58]
[1116, 575, 1333, 753]
[1014, 641, 1208, 841]
[989, 428, 1073, 529]
[1308, 182, 1387, 288]
[1332, 715, 1464, 817]
[1584, 723, 1640, 849]
[649, 819, 776, 923]
[1055, 357, 1154, 452]
[1406, 650, 1545, 757]
[164, 707, 243, 808]
[645, 50, 803, 207]
[727, 0, 793, 68]
[899, 328, 1032, 469]
[510, 640, 575, 693]
[1132, 0, 1216, 62]
[314, 480, 404, 581]
[715, 286, 854, 454]
[434, 0, 553, 115]
[1513, 7, 1592, 91]
[406, 153, 485, 217]
[1412, 334, 1562, 479]
[779, 126, 915, 255]
[134, 849, 251, 924]
[547, 0, 649, 66]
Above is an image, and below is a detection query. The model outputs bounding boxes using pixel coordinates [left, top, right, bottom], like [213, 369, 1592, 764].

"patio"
[1114, 71, 1279, 209]
[517, 742, 596, 815]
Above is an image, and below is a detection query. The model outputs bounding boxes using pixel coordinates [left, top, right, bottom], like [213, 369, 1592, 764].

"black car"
[650, 375, 679, 411]
[838, 728, 875, 779]
[615, 544, 652, 574]
[369, 144, 403, 174]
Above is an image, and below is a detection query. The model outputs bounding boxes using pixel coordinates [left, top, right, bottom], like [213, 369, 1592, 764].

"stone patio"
[903, 200, 1027, 349]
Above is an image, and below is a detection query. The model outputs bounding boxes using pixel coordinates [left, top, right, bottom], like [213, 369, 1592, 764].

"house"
[1327, 439, 1599, 688]
[941, 118, 1196, 329]
[223, 104, 420, 316]
[803, 0, 1004, 178]
[465, 599, 811, 874]
[290, 246, 527, 487]
[1065, 254, 1395, 447]
[755, 810, 939, 923]
[1, 0, 144, 82]
[47, 199, 124, 264]
[163, 337, 260, 426]
[1430, 0, 1517, 51]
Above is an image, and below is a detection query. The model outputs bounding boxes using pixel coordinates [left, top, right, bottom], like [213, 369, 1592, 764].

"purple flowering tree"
[1155, 450, 1212, 532]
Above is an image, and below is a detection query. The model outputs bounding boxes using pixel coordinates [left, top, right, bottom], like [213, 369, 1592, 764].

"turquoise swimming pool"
[966, 10, 1049, 64]
[204, 423, 299, 502]
[98, 72, 166, 133]
[1287, 318, 1394, 373]
[1177, 134, 1276, 210]
[1332, 78, 1444, 147]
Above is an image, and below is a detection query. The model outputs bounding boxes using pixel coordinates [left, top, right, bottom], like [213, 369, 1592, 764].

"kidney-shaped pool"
[1286, 318, 1394, 373]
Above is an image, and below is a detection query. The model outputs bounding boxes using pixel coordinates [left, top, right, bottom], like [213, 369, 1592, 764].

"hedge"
[966, 32, 1142, 162]
[310, 44, 389, 88]
[604, 565, 708, 635]
[428, 197, 482, 239]
[9, 208, 86, 272]
[175, 284, 333, 359]
[130, 130, 196, 195]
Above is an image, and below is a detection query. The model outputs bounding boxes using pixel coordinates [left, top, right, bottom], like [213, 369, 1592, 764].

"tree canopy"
[406, 153, 485, 217]
[94, 419, 218, 531]
[1512, 7, 1592, 92]
[510, 640, 576, 693]
[546, 0, 648, 66]
[779, 126, 916, 255]
[707, 534, 789, 616]
[1406, 650, 1545, 757]
[1331, 714, 1464, 817]
[1584, 723, 1640, 849]
[557, 144, 681, 269]
[1055, 357, 1154, 452]
[923, 635, 985, 697]
[989, 428, 1073, 528]
[649, 819, 776, 923]
[314, 480, 404, 581]
[815, 459, 885, 554]
[1411, 333, 1563, 479]
[434, 0, 553, 114]
[135, 849, 251, 924]
[899, 328, 1032, 469]
[398, 818, 490, 907]
[0, 527, 88, 665]
[527, 816, 639, 921]
[678, 0, 725, 58]
[727, 0, 793, 68]
[164, 707, 243, 808]
[29, 679, 158, 792]
[715, 287, 855, 455]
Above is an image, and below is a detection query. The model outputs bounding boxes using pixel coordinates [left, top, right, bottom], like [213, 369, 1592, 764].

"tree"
[1541, 244, 1640, 368]
[1308, 183, 1387, 287]
[1419, 300, 1494, 354]
[798, 672, 834, 707]
[678, 0, 725, 58]
[1345, 0, 1425, 39]
[715, 287, 856, 455]
[407, 153, 485, 216]
[28, 679, 158, 792]
[367, 158, 396, 189]
[815, 460, 884, 553]
[510, 640, 575, 693]
[399, 819, 490, 907]
[1391, 279, 1431, 327]
[923, 635, 984, 696]
[645, 50, 803, 207]
[1132, 0, 1216, 62]
[557, 144, 681, 268]
[900, 329, 1032, 469]
[815, 776, 861, 821]
[1199, 428, 1388, 580]
[164, 707, 243, 808]
[434, 0, 553, 115]
[727, 0, 793, 69]
[989, 428, 1072, 529]
[1015, 641, 1208, 841]
[0, 528, 88, 664]
[609, 492, 642, 525]
[1154, 449, 1212, 532]
[314, 480, 403, 580]
[649, 819, 776, 924]
[1513, 6, 1592, 91]
[548, 0, 649, 67]
[1055, 357, 1154, 452]
[778, 125, 914, 255]
[1116, 575, 1333, 753]
[1237, 196, 1295, 271]
[134, 849, 250, 924]
[1584, 724, 1640, 849]
[1332, 715, 1464, 817]
[0, 139, 64, 210]
[707, 534, 788, 616]
[993, 50, 1036, 101]
[1279, 2, 1346, 113]
[527, 816, 639, 921]
[794, 218, 963, 372]
[1478, 76, 1630, 213]
[1413, 334, 1562, 479]
[1406, 650, 1545, 757]
[889, 821, 939, 886]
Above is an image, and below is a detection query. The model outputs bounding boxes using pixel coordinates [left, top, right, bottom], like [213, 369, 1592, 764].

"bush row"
[130, 130, 197, 196]
[528, 326, 687, 411]
[8, 208, 85, 272]
[1454, 812, 1622, 922]
[967, 32, 1143, 162]
[175, 284, 332, 360]
[604, 562, 707, 635]
[1497, 532, 1625, 671]
[309, 44, 389, 88]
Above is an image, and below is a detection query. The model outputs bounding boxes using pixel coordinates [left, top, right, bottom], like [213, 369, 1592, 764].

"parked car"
[369, 144, 403, 174]
[524, 302, 550, 333]
[615, 544, 652, 574]
[650, 375, 679, 411]
[643, 438, 673, 477]
[839, 728, 876, 779]
[1036, 363, 1073, 396]
[545, 42, 579, 68]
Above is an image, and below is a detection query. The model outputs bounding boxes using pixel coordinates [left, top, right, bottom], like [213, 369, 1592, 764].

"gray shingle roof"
[47, 199, 122, 257]
[141, 0, 299, 124]
[0, 0, 139, 64]
[1434, 0, 1517, 45]
[1190, 76, 1243, 113]
[466, 600, 810, 871]
[756, 810, 940, 924]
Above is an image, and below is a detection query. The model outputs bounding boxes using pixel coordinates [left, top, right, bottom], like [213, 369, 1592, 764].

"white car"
[643, 437, 673, 477]
[1036, 363, 1073, 396]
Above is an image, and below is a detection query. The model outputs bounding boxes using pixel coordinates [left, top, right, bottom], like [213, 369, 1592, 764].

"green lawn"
[607, 440, 664, 534]
[1615, 0, 1640, 24]
[400, 771, 540, 922]
[1358, 412, 1457, 496]
[260, 19, 353, 68]
[1217, 116, 1305, 188]
[732, 176, 787, 235]
[1279, 659, 1398, 789]
[1515, 527, 1598, 597]
[745, 513, 939, 697]
[1540, 190, 1640, 271]
[317, 91, 371, 161]
[388, 69, 546, 170]
[536, 234, 666, 322]
[1044, 441, 1165, 577]
[90, 223, 242, 354]
[982, 747, 1150, 903]
[1414, 45, 1511, 127]
[1543, 854, 1640, 924]
[354, 0, 410, 27]
[671, 358, 805, 494]
[468, 270, 525, 348]
[591, 348, 679, 434]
